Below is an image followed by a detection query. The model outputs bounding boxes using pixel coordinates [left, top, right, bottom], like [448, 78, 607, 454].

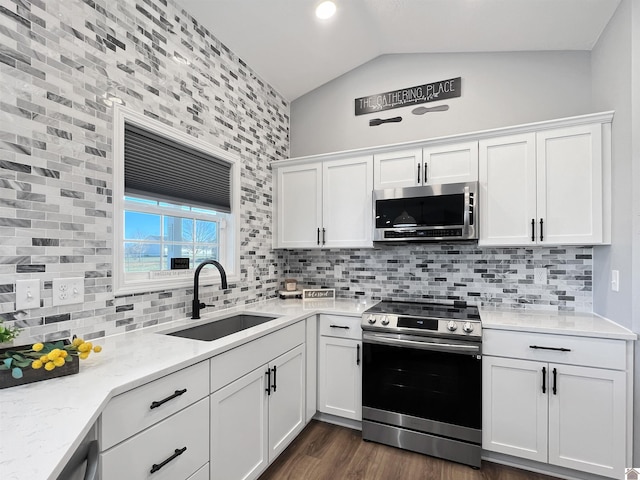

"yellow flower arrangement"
[0, 336, 102, 380]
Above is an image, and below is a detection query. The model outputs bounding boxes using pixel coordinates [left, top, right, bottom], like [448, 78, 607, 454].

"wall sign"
[355, 77, 461, 116]
[302, 288, 335, 300]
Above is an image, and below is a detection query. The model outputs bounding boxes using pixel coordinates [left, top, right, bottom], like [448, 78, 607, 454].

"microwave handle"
[463, 186, 474, 235]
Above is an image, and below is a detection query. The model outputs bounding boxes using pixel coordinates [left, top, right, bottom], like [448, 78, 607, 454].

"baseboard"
[313, 412, 362, 431]
[482, 451, 618, 480]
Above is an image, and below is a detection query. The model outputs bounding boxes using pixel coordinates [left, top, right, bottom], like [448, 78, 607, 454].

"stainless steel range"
[361, 301, 482, 468]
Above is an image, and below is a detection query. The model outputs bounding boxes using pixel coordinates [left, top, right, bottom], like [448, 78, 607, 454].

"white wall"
[291, 51, 592, 157]
[592, 0, 633, 329]
[591, 0, 640, 465]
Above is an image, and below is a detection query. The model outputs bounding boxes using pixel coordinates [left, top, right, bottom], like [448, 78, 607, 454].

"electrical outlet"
[534, 267, 547, 285]
[611, 270, 620, 292]
[52, 277, 85, 306]
[16, 279, 40, 310]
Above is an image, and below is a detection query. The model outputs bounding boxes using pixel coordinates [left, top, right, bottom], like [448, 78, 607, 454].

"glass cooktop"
[364, 301, 480, 322]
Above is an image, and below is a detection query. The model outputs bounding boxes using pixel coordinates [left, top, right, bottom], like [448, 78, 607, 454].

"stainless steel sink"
[164, 313, 279, 341]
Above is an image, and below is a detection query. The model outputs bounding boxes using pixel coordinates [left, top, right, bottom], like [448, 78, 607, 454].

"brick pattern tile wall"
[282, 245, 593, 312]
[0, 0, 288, 342]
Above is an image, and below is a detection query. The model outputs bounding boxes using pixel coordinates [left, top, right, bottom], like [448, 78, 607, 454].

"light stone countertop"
[480, 306, 637, 340]
[1, 298, 635, 480]
[0, 298, 370, 480]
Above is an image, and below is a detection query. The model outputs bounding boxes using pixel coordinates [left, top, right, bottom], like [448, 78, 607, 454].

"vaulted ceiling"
[177, 0, 621, 101]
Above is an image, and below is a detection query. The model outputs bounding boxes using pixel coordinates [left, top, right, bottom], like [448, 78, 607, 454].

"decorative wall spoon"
[412, 105, 449, 115]
[369, 116, 402, 126]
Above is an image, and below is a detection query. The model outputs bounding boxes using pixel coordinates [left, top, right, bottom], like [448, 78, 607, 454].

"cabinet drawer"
[101, 361, 209, 449]
[187, 463, 209, 480]
[101, 397, 209, 480]
[319, 315, 362, 340]
[483, 330, 626, 370]
[210, 321, 305, 393]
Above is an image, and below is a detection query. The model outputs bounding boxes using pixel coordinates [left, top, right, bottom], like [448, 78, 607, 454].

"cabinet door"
[373, 148, 422, 189]
[210, 366, 269, 480]
[479, 134, 537, 246]
[276, 163, 322, 248]
[322, 156, 374, 248]
[482, 356, 548, 462]
[548, 364, 626, 478]
[422, 141, 478, 185]
[536, 124, 603, 245]
[318, 336, 362, 421]
[268, 344, 306, 462]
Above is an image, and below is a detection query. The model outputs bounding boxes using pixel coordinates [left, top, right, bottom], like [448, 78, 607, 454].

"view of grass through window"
[124, 196, 221, 273]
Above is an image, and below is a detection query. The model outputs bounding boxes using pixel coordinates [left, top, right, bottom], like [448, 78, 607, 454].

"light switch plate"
[611, 270, 620, 292]
[52, 277, 85, 306]
[16, 279, 40, 310]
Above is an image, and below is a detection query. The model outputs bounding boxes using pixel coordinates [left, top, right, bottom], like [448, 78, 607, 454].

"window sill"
[114, 273, 240, 297]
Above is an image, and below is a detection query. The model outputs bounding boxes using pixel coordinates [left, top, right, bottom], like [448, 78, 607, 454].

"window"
[113, 106, 240, 295]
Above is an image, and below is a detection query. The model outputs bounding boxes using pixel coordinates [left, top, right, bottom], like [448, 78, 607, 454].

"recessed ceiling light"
[315, 1, 336, 19]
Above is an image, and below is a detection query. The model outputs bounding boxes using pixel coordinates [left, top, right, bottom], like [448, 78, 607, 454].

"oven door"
[362, 332, 482, 443]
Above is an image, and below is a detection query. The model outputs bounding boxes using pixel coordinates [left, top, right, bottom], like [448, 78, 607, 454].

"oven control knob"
[367, 315, 377, 324]
[463, 322, 474, 333]
[381, 316, 390, 326]
[447, 321, 458, 332]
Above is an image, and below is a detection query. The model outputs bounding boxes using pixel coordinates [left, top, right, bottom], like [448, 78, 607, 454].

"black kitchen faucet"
[192, 260, 228, 319]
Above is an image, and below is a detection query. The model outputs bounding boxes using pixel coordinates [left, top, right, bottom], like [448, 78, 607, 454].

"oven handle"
[362, 332, 481, 355]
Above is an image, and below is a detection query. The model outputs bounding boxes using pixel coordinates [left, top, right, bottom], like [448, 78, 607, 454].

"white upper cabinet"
[479, 133, 537, 246]
[274, 155, 374, 249]
[536, 124, 603, 245]
[480, 123, 607, 246]
[422, 141, 479, 185]
[373, 142, 478, 190]
[373, 148, 422, 189]
[275, 163, 322, 248]
[322, 156, 374, 248]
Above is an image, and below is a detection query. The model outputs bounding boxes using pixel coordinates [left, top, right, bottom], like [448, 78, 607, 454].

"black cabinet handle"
[356, 344, 360, 366]
[317, 227, 320, 245]
[272, 365, 277, 393]
[322, 228, 326, 245]
[265, 368, 271, 395]
[531, 219, 535, 241]
[150, 389, 187, 409]
[540, 218, 544, 241]
[417, 163, 421, 184]
[424, 163, 428, 183]
[552, 367, 557, 395]
[150, 447, 187, 474]
[542, 366, 546, 394]
[330, 324, 349, 329]
[529, 345, 571, 352]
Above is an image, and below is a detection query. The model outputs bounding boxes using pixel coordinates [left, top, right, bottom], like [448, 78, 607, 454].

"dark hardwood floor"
[259, 421, 561, 480]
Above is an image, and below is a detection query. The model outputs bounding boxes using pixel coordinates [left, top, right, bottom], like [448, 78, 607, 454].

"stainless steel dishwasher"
[56, 423, 99, 480]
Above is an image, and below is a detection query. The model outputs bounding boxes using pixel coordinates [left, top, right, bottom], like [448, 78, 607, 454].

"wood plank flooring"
[259, 421, 561, 480]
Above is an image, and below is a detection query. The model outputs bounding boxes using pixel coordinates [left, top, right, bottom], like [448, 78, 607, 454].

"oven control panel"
[363, 313, 482, 338]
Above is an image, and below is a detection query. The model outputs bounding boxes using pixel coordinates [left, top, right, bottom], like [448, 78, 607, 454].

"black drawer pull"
[330, 324, 350, 329]
[529, 345, 571, 352]
[356, 344, 360, 366]
[539, 218, 544, 241]
[150, 447, 187, 473]
[150, 389, 187, 409]
[272, 365, 277, 393]
[552, 367, 557, 395]
[531, 218, 535, 241]
[266, 368, 271, 395]
[542, 366, 546, 394]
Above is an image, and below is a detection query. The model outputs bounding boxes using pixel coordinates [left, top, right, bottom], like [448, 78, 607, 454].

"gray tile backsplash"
[282, 244, 593, 312]
[1, 0, 594, 344]
[1, 0, 288, 342]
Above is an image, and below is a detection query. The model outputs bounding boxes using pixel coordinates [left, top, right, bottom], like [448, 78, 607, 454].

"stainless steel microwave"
[373, 181, 478, 242]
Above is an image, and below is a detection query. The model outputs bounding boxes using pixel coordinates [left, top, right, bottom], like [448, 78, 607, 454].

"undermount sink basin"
[164, 313, 279, 341]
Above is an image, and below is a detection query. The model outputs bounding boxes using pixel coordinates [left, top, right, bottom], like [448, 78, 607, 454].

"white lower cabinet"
[209, 322, 306, 480]
[99, 361, 210, 480]
[317, 314, 362, 421]
[101, 398, 209, 480]
[483, 330, 629, 479]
